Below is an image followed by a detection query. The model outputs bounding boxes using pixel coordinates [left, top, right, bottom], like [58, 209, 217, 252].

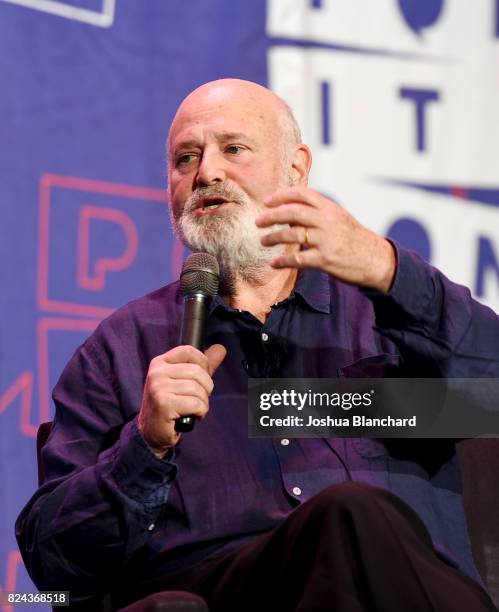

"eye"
[176, 153, 197, 167]
[225, 145, 244, 155]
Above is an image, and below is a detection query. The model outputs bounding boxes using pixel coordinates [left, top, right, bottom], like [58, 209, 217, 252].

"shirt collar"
[209, 293, 230, 316]
[208, 268, 331, 315]
[293, 268, 331, 313]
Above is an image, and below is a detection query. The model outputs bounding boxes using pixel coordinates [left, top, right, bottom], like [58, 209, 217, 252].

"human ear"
[290, 144, 312, 186]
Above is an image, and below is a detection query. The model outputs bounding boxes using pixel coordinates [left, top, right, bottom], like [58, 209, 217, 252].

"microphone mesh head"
[180, 252, 220, 297]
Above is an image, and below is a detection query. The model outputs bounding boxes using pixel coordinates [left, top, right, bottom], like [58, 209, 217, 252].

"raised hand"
[256, 186, 396, 293]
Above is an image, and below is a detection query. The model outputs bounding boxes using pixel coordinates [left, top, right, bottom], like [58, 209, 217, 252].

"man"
[17, 79, 499, 611]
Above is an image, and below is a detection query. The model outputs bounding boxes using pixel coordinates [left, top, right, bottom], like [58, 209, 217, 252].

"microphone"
[175, 252, 220, 433]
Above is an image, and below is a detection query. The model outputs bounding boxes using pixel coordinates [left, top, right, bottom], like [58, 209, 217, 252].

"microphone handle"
[175, 294, 208, 433]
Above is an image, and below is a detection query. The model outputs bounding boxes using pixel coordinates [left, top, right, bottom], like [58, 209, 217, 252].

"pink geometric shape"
[37, 173, 183, 318]
[77, 205, 139, 291]
[1, 550, 22, 612]
[0, 372, 35, 438]
[37, 317, 102, 429]
[0, 320, 105, 439]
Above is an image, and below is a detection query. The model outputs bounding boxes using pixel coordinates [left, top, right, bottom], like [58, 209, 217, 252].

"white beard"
[172, 182, 287, 293]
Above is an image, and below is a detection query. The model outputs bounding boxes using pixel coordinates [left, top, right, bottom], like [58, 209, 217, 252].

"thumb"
[204, 344, 227, 376]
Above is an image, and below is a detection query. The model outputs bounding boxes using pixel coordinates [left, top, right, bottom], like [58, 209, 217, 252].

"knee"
[301, 481, 383, 522]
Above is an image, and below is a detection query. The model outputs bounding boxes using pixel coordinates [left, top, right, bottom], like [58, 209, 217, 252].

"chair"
[457, 438, 499, 607]
[36, 422, 209, 612]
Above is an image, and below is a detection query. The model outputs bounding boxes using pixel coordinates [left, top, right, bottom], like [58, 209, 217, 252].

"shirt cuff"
[98, 418, 177, 506]
[362, 242, 437, 327]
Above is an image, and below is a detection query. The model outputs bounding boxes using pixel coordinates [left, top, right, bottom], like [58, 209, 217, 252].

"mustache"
[183, 183, 248, 214]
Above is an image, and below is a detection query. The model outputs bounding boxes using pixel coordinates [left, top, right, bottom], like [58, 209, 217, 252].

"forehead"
[169, 89, 280, 151]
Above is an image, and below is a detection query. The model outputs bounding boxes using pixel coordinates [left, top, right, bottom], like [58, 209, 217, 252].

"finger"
[256, 204, 320, 228]
[162, 378, 210, 403]
[168, 394, 210, 420]
[261, 226, 311, 247]
[263, 187, 328, 209]
[159, 345, 210, 370]
[161, 363, 214, 395]
[204, 344, 227, 377]
[270, 249, 319, 270]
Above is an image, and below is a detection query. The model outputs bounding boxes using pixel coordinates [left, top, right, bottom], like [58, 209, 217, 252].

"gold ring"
[303, 227, 309, 246]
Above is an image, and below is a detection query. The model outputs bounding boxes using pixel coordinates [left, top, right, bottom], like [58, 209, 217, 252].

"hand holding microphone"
[138, 254, 226, 457]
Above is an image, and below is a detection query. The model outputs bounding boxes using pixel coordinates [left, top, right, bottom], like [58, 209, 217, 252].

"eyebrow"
[214, 132, 256, 144]
[173, 132, 257, 153]
[172, 140, 201, 153]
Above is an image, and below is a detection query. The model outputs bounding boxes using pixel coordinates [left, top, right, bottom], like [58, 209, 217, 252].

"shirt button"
[292, 486, 302, 496]
[147, 523, 155, 531]
[281, 439, 290, 446]
[261, 332, 269, 342]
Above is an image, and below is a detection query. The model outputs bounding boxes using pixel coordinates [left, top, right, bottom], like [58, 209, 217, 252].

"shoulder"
[105, 281, 181, 326]
[83, 281, 182, 356]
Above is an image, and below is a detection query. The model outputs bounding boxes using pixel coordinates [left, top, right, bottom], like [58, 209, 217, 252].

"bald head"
[167, 79, 302, 166]
[166, 79, 312, 286]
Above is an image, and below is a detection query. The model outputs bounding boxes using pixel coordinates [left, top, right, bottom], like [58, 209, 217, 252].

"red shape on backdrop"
[36, 318, 101, 428]
[37, 173, 180, 319]
[0, 372, 35, 438]
[0, 550, 22, 612]
[77, 205, 139, 291]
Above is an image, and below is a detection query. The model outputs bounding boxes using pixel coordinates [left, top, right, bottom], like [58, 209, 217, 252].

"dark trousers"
[122, 482, 497, 612]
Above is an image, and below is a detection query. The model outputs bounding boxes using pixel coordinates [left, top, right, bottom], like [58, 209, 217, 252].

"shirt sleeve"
[15, 335, 177, 602]
[365, 243, 499, 377]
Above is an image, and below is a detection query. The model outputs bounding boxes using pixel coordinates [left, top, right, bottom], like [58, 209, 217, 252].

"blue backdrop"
[1, 1, 498, 608]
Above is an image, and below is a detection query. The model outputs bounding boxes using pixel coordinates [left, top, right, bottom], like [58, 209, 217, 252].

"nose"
[195, 149, 226, 187]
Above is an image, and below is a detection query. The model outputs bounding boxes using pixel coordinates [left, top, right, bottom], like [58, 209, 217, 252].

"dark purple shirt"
[16, 245, 499, 603]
